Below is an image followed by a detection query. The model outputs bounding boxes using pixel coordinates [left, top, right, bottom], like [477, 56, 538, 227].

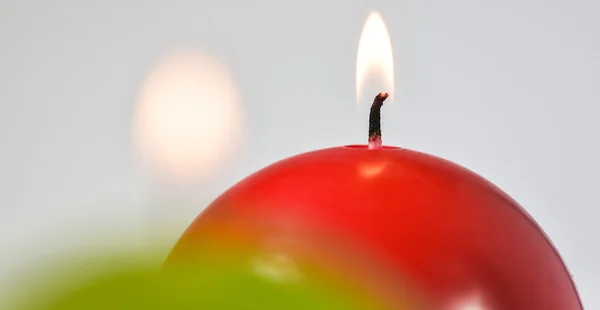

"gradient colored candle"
[164, 11, 583, 310]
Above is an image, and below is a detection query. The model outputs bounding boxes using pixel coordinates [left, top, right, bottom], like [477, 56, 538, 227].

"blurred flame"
[356, 11, 395, 105]
[132, 50, 242, 183]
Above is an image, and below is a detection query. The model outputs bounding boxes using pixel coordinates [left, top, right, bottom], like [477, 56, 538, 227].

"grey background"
[0, 0, 598, 308]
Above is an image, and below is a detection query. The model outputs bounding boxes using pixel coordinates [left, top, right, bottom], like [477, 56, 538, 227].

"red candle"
[165, 93, 583, 309]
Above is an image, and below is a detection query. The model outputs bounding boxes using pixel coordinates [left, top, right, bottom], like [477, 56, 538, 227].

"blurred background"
[0, 0, 598, 308]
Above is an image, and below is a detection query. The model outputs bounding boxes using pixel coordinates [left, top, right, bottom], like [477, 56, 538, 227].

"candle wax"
[166, 145, 582, 310]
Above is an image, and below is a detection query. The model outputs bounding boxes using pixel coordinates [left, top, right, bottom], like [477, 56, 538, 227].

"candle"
[164, 91, 582, 309]
[163, 12, 583, 310]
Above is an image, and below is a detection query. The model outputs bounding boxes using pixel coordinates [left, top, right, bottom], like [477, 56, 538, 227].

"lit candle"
[164, 12, 583, 310]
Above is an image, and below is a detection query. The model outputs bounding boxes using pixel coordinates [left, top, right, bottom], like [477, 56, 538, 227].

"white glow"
[455, 302, 485, 310]
[132, 50, 242, 182]
[450, 292, 489, 310]
[356, 11, 395, 106]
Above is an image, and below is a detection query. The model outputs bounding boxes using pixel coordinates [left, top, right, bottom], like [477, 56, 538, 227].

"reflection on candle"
[251, 253, 303, 284]
[357, 160, 388, 178]
[450, 292, 488, 310]
[132, 50, 243, 183]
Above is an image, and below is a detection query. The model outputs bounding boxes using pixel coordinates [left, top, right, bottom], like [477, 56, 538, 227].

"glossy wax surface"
[167, 145, 582, 310]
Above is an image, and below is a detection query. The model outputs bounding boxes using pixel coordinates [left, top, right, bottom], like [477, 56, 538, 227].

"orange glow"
[357, 161, 388, 179]
[356, 11, 395, 106]
[132, 50, 242, 182]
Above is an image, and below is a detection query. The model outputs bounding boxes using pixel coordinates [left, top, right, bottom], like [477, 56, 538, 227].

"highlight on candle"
[132, 50, 243, 182]
[356, 11, 395, 106]
[450, 293, 487, 310]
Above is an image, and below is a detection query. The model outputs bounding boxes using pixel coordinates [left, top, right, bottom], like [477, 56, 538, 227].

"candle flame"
[356, 11, 395, 106]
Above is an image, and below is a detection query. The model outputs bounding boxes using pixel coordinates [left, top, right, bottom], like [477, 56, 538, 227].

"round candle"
[164, 94, 582, 309]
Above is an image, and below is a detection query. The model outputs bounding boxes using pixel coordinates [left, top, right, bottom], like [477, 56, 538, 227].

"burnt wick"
[368, 92, 389, 150]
